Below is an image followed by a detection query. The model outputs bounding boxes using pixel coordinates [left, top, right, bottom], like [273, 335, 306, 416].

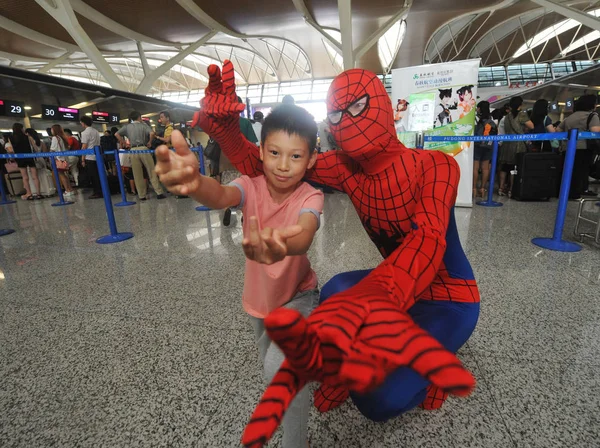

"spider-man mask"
[326, 69, 398, 165]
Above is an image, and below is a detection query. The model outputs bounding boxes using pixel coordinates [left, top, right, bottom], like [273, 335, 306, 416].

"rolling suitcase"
[29, 168, 57, 197]
[512, 152, 560, 201]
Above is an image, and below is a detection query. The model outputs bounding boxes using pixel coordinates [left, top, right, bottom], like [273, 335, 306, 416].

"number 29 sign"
[0, 99, 25, 117]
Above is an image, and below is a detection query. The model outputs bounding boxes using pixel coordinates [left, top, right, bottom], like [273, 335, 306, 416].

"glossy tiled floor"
[1, 188, 599, 447]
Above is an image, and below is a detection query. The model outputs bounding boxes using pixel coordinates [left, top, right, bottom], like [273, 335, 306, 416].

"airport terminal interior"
[1, 0, 599, 447]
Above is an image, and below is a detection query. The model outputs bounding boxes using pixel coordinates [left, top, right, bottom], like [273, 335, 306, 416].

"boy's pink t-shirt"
[231, 175, 324, 318]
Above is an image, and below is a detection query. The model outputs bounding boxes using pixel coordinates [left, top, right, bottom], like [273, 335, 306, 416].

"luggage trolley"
[574, 199, 600, 244]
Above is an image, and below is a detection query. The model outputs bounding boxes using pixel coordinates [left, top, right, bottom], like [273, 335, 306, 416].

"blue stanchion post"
[50, 156, 74, 207]
[195, 146, 211, 212]
[532, 129, 582, 252]
[0, 168, 16, 205]
[113, 150, 136, 207]
[477, 140, 503, 207]
[93, 146, 134, 244]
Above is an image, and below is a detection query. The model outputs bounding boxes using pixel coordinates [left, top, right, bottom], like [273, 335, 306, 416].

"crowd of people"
[473, 93, 600, 200]
[1, 94, 598, 207]
[0, 110, 191, 203]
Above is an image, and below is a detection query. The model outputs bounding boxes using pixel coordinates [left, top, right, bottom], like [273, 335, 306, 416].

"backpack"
[100, 134, 117, 162]
[586, 112, 600, 153]
[475, 118, 497, 147]
[203, 138, 221, 160]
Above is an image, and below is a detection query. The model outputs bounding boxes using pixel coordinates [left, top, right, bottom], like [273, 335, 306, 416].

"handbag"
[28, 138, 47, 170]
[56, 159, 69, 171]
[203, 138, 221, 160]
[5, 160, 19, 173]
[52, 137, 70, 171]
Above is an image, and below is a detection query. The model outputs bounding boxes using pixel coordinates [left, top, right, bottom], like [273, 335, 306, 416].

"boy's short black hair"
[64, 128, 73, 135]
[80, 115, 92, 126]
[261, 105, 317, 152]
[159, 110, 170, 120]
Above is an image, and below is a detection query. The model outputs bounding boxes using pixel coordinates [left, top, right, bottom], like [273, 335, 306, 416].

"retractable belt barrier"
[3, 135, 598, 250]
[112, 147, 205, 209]
[422, 129, 592, 253]
[0, 147, 134, 243]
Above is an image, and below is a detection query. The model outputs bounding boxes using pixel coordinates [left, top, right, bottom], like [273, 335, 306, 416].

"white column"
[338, 0, 354, 70]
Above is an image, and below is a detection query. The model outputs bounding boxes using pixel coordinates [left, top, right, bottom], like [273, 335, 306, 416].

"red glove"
[191, 60, 245, 136]
[241, 290, 476, 447]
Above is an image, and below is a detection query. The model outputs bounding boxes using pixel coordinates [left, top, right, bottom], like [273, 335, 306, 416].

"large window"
[507, 64, 552, 84]
[478, 66, 509, 87]
[151, 61, 599, 108]
[279, 80, 313, 102]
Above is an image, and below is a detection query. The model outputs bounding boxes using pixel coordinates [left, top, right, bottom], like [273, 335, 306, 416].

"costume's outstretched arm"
[194, 60, 354, 187]
[192, 60, 263, 177]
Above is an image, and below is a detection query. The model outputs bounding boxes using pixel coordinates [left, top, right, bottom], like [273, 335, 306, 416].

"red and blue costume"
[194, 61, 481, 447]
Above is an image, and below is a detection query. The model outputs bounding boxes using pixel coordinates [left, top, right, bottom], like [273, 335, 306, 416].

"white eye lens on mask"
[348, 96, 369, 117]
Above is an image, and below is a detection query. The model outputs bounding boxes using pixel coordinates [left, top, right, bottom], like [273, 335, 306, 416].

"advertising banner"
[392, 59, 481, 207]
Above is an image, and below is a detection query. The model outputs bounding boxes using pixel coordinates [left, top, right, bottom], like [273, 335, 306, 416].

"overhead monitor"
[0, 99, 26, 117]
[564, 98, 574, 113]
[92, 111, 120, 125]
[42, 105, 79, 121]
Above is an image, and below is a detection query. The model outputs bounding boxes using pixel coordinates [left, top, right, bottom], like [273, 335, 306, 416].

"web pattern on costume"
[195, 61, 480, 448]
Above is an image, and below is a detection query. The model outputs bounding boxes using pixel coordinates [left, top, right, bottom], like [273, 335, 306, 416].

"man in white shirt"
[80, 115, 103, 199]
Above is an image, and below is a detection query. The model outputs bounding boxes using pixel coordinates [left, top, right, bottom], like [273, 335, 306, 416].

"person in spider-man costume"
[193, 61, 481, 448]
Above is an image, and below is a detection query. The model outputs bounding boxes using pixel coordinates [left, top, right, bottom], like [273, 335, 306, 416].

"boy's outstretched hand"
[242, 216, 303, 265]
[155, 130, 201, 196]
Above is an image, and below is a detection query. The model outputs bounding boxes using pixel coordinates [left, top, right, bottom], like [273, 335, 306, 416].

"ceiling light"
[85, 112, 92, 116]
[24, 106, 32, 110]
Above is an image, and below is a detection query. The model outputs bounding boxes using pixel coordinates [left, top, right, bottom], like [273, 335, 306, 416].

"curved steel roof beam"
[531, 0, 600, 31]
[423, 0, 519, 63]
[0, 15, 79, 52]
[135, 31, 217, 94]
[35, 0, 126, 90]
[69, 0, 182, 48]
[291, 0, 342, 52]
[175, 0, 313, 75]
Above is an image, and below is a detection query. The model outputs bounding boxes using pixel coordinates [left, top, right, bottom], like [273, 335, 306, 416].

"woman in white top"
[50, 124, 75, 196]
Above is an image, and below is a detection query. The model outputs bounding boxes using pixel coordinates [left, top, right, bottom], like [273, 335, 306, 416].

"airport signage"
[42, 104, 80, 121]
[92, 111, 120, 124]
[0, 99, 26, 117]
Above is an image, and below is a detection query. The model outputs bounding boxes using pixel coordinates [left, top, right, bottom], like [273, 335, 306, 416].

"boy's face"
[259, 130, 317, 191]
[442, 95, 450, 105]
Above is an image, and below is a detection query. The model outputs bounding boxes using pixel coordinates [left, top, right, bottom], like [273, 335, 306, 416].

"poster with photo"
[392, 59, 480, 207]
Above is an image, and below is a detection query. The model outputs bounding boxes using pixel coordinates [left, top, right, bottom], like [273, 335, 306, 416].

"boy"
[155, 105, 324, 448]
